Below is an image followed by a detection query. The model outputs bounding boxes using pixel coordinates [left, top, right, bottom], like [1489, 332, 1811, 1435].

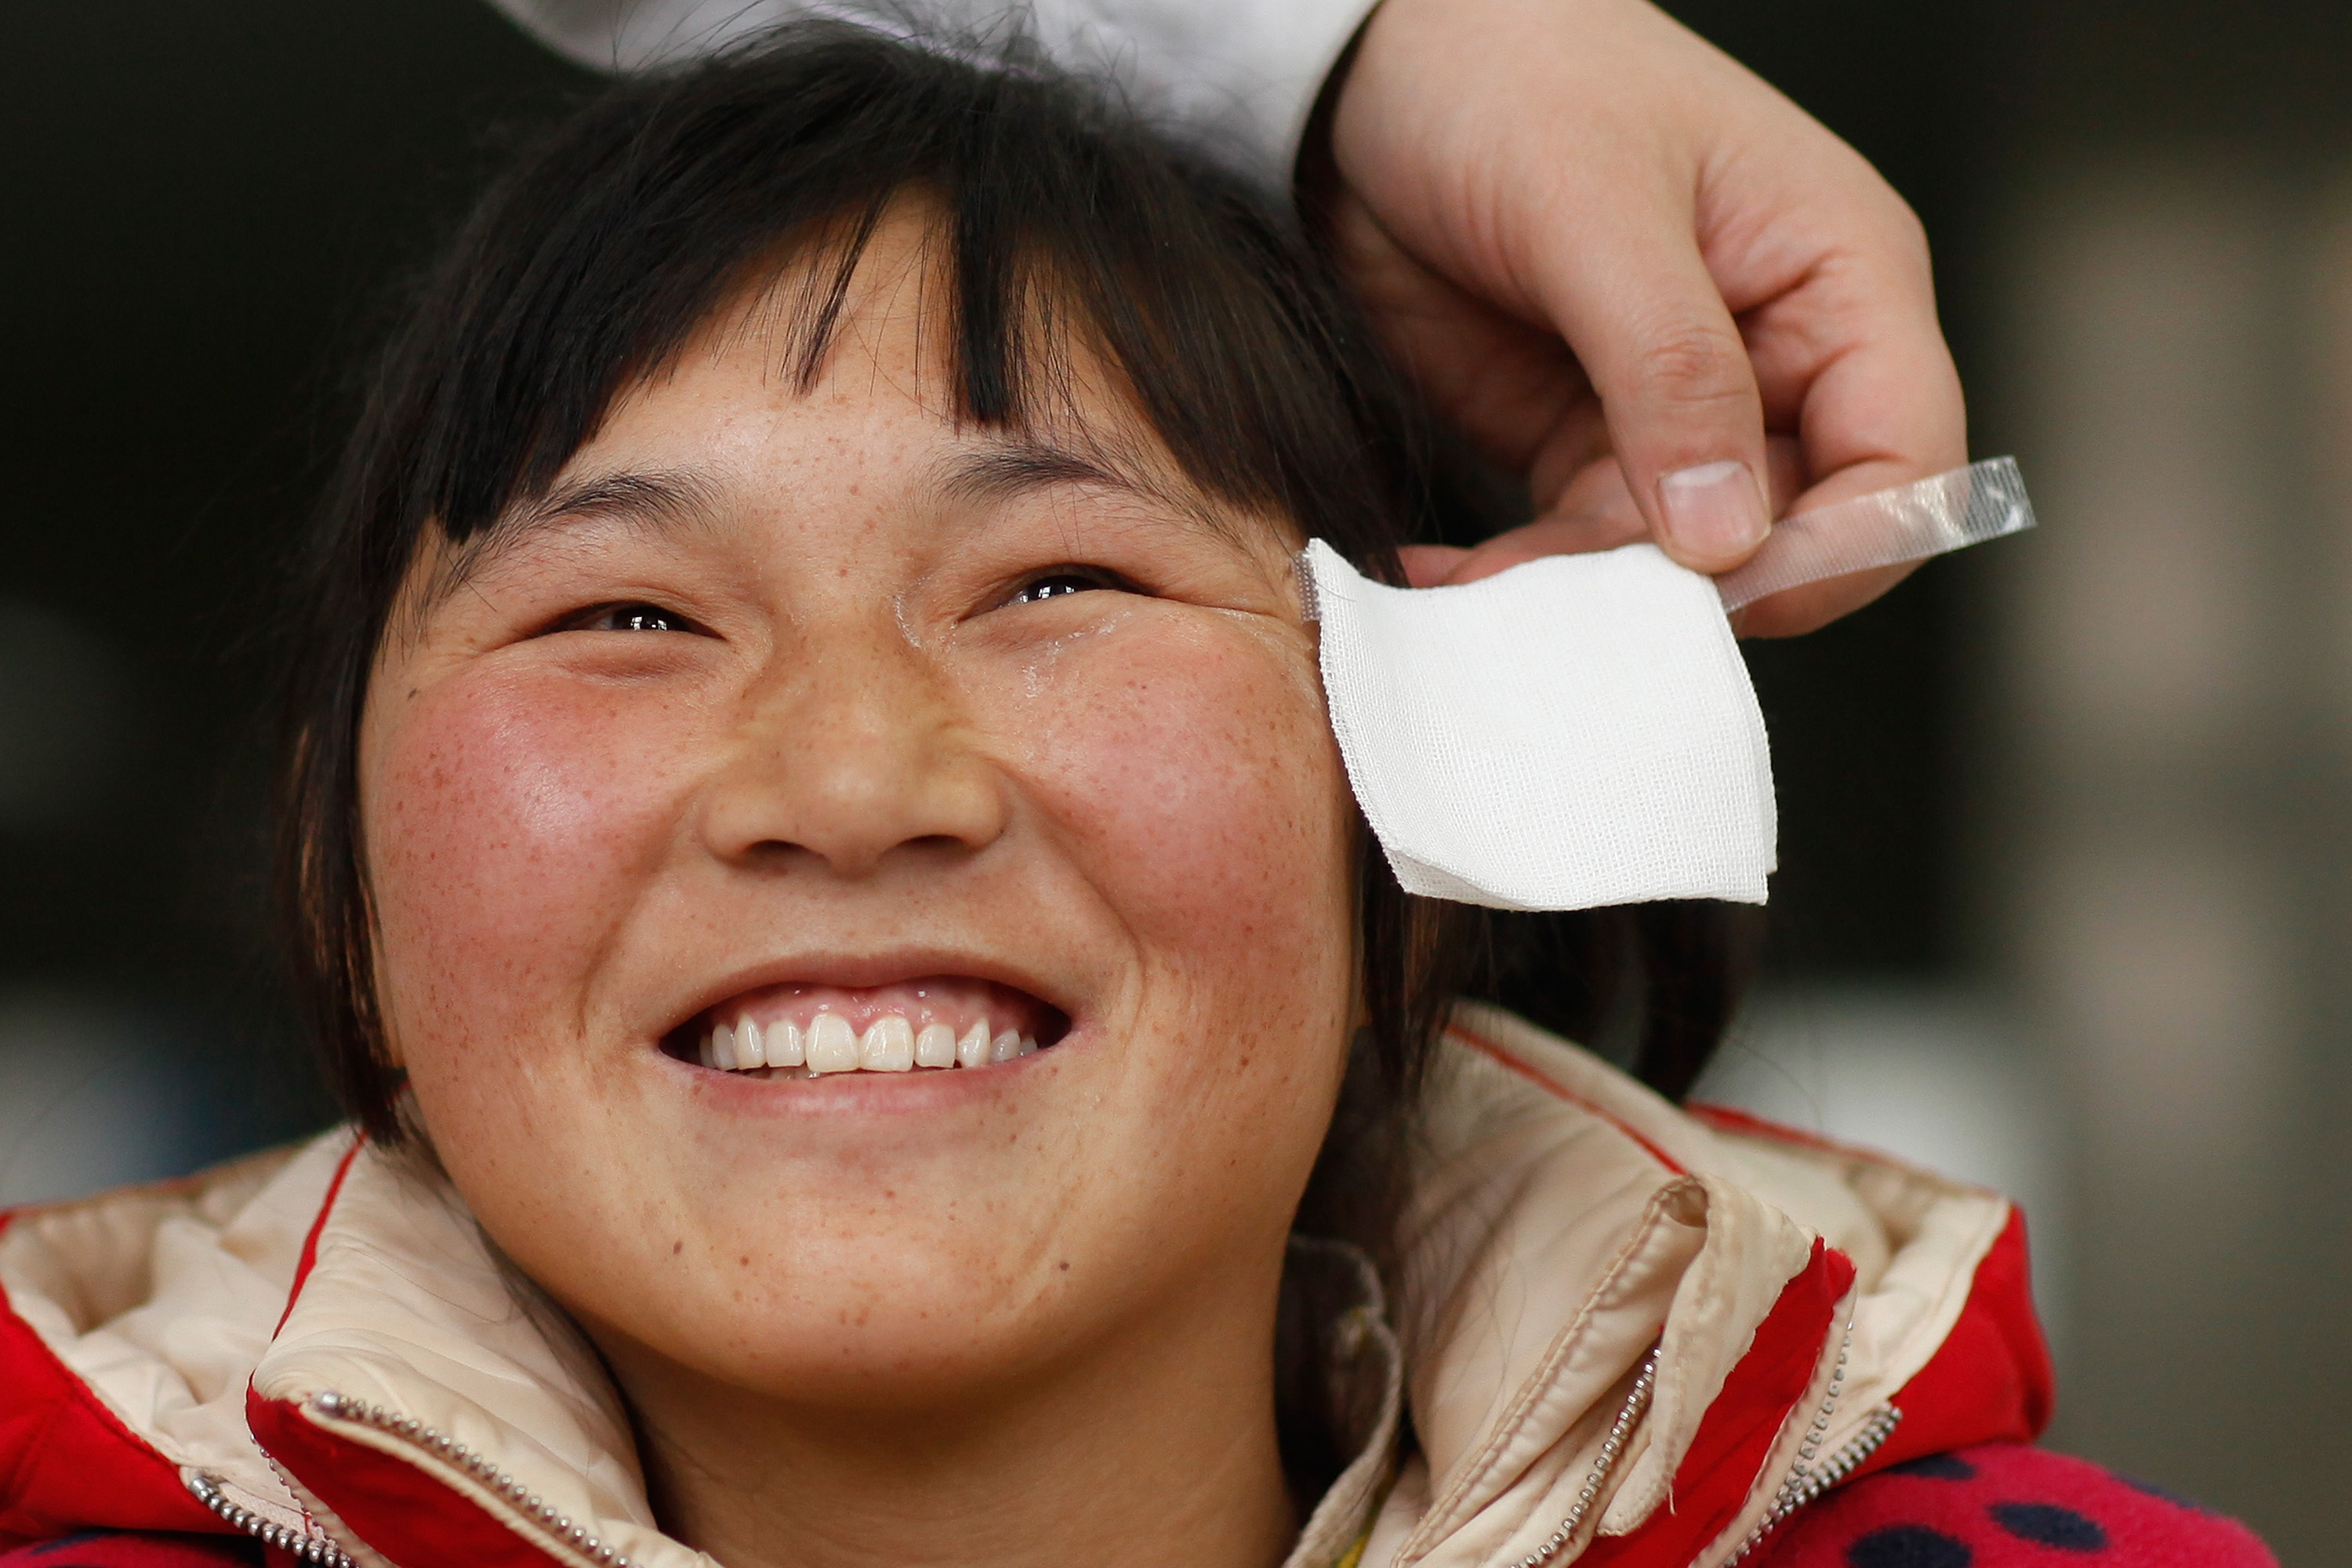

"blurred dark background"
[5, 1, 2349, 1558]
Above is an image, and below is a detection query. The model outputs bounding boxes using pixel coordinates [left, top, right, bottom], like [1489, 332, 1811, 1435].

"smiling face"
[356, 209, 1361, 1421]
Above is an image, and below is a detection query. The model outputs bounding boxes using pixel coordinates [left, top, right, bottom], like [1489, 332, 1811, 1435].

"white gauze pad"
[1303, 539, 1771, 911]
[1301, 458, 2035, 913]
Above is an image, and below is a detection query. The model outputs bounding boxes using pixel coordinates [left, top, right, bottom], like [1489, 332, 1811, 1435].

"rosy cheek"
[364, 667, 701, 1054]
[995, 616, 1348, 953]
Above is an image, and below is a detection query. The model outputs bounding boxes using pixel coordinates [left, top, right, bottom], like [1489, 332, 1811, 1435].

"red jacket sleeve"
[0, 1532, 261, 1566]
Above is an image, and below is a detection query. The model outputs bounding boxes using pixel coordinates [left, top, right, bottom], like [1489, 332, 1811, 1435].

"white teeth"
[706, 1009, 1042, 1075]
[916, 1022, 957, 1069]
[807, 1012, 859, 1075]
[862, 1015, 916, 1072]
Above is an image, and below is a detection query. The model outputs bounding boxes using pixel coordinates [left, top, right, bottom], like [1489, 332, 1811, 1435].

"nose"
[698, 634, 1006, 880]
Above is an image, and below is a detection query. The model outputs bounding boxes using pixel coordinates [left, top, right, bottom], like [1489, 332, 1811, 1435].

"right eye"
[555, 602, 703, 634]
[1000, 566, 1133, 608]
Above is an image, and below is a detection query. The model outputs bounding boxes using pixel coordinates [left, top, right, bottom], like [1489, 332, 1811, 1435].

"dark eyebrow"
[935, 436, 1242, 546]
[438, 467, 722, 595]
[504, 467, 720, 539]
[938, 441, 1127, 505]
[434, 441, 1245, 611]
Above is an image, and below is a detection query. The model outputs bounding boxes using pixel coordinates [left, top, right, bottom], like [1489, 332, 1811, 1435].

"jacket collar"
[1361, 1005, 2049, 1567]
[0, 1006, 2050, 1567]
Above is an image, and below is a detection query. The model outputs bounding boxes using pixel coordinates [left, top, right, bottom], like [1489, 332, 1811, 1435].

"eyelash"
[556, 602, 705, 635]
[1004, 566, 1132, 606]
[548, 567, 1132, 637]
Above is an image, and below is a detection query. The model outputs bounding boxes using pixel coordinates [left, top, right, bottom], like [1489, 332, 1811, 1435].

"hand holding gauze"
[1301, 460, 2034, 912]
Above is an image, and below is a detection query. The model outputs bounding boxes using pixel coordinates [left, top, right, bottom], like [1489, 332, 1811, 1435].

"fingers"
[1740, 208, 1968, 515]
[1325, 0, 1773, 560]
[1397, 544, 1472, 587]
[1476, 135, 1774, 573]
[1434, 514, 1646, 586]
[1434, 435, 1802, 590]
[1399, 426, 1913, 628]
[1538, 434, 1807, 540]
[1319, 187, 1602, 481]
[1728, 563, 1915, 639]
[1323, 0, 1972, 637]
[1731, 220, 1965, 635]
[1570, 270, 1773, 575]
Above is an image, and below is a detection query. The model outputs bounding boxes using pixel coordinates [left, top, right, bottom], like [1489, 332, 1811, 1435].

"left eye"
[564, 602, 697, 633]
[1007, 569, 1123, 606]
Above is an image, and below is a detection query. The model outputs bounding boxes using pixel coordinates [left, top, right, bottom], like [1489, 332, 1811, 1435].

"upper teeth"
[701, 1011, 1039, 1076]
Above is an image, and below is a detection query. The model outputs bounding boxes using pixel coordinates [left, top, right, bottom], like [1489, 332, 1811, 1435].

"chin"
[597, 1243, 1122, 1412]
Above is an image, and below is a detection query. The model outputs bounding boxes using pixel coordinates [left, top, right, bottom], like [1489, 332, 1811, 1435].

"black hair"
[274, 19, 1755, 1503]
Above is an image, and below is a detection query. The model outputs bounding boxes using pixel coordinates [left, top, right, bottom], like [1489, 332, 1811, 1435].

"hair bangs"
[392, 25, 1392, 564]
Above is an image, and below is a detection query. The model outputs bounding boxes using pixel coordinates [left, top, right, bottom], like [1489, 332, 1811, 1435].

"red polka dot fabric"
[2, 1448, 2277, 1568]
[1751, 1444, 2277, 1568]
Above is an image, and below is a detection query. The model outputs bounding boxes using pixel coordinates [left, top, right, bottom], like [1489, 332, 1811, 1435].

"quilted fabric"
[1752, 1443, 2276, 1567]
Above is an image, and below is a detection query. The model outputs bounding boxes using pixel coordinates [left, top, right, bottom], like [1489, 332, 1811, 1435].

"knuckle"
[1847, 183, 1935, 278]
[1891, 198, 1931, 253]
[1632, 322, 1752, 409]
[1876, 197, 1935, 273]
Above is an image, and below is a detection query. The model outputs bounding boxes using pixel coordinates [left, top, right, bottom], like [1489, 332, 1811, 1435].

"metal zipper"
[185, 1470, 356, 1567]
[1723, 1405, 1901, 1563]
[1723, 1322, 1903, 1564]
[191, 1356, 1879, 1568]
[307, 1391, 647, 1568]
[1507, 1345, 1661, 1568]
[191, 1391, 646, 1568]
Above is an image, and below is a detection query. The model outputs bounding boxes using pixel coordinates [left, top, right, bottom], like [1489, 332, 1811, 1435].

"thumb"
[1537, 216, 1771, 574]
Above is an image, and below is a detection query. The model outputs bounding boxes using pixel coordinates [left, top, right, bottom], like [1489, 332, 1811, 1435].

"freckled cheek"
[993, 629, 1356, 1215]
[362, 670, 707, 1041]
[991, 630, 1352, 953]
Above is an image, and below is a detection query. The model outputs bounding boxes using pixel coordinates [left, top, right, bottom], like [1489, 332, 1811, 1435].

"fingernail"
[1657, 461, 1767, 564]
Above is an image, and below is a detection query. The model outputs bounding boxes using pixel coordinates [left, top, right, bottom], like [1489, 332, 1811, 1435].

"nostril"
[742, 838, 822, 866]
[699, 714, 1007, 876]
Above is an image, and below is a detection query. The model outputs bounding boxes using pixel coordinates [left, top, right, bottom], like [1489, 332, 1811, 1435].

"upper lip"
[655, 947, 1080, 1040]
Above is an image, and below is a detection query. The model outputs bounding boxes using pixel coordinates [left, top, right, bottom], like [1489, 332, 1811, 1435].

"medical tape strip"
[1712, 457, 2034, 612]
[1299, 458, 2037, 913]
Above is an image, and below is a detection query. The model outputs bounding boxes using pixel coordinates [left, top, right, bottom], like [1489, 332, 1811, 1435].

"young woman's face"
[357, 213, 1360, 1413]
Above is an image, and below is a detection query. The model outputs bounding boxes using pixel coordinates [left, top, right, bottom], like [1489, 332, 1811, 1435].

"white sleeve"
[483, 0, 1376, 185]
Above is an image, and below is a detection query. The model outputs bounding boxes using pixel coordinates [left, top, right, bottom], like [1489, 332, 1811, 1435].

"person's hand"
[1319, 0, 1965, 635]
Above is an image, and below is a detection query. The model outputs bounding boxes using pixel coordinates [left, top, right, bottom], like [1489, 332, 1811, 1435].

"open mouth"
[664, 976, 1070, 1079]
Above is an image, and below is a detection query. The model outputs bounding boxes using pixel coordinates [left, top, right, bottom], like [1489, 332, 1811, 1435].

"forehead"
[633, 198, 1165, 465]
[417, 205, 1284, 604]
[493, 203, 1267, 543]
